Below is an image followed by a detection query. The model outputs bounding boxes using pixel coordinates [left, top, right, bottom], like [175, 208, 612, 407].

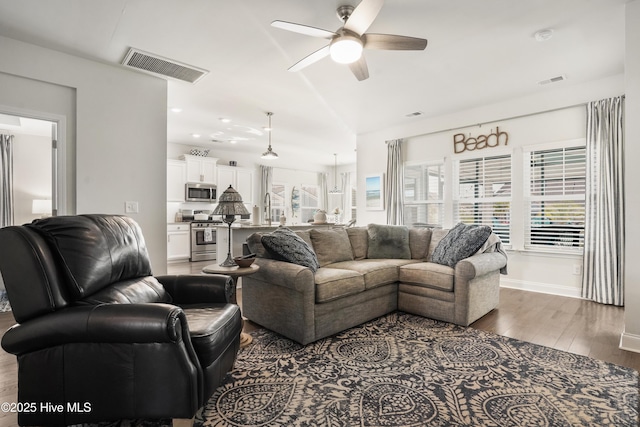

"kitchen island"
[214, 223, 333, 265]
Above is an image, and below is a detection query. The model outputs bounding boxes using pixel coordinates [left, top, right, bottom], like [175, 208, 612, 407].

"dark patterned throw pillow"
[431, 222, 492, 267]
[261, 227, 320, 272]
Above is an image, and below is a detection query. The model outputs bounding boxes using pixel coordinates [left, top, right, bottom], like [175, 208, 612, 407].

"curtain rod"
[401, 102, 588, 140]
[401, 95, 624, 141]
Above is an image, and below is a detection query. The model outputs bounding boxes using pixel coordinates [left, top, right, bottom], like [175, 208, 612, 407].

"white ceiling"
[0, 0, 627, 165]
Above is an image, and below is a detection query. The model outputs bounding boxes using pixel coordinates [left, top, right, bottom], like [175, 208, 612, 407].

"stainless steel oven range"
[190, 221, 219, 261]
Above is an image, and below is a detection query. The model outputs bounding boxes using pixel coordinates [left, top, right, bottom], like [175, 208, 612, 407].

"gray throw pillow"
[261, 227, 320, 272]
[431, 223, 492, 267]
[367, 224, 411, 259]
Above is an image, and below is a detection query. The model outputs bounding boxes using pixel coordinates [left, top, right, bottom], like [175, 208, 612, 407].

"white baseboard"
[499, 278, 582, 299]
[619, 331, 640, 354]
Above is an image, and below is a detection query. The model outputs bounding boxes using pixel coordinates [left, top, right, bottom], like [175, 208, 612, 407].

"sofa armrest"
[156, 274, 234, 304]
[455, 252, 508, 280]
[252, 258, 315, 292]
[1, 303, 188, 355]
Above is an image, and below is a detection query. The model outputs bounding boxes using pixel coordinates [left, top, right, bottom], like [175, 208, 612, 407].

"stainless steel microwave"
[185, 182, 216, 202]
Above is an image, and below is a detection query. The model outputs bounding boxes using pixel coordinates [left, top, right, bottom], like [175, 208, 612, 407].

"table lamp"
[212, 185, 250, 267]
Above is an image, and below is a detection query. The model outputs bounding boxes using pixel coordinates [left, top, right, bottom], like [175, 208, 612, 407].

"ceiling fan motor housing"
[336, 5, 355, 22]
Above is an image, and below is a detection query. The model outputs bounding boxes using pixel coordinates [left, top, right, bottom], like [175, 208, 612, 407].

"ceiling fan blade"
[271, 20, 336, 39]
[288, 45, 331, 72]
[348, 55, 369, 81]
[343, 0, 384, 36]
[364, 33, 428, 50]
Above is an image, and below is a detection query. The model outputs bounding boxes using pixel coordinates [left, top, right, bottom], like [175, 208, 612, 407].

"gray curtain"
[386, 139, 404, 225]
[582, 96, 625, 306]
[259, 165, 272, 224]
[341, 172, 352, 223]
[0, 134, 14, 228]
[319, 172, 328, 212]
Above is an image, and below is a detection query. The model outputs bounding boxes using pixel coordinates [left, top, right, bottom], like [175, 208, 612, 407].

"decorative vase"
[313, 210, 327, 224]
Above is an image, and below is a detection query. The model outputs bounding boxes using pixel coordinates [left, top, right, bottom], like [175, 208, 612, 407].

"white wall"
[0, 36, 169, 273]
[356, 74, 624, 299]
[12, 133, 52, 225]
[621, 0, 640, 353]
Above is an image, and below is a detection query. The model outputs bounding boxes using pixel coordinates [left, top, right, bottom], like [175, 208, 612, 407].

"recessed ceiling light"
[219, 118, 231, 123]
[229, 140, 237, 144]
[534, 29, 554, 42]
[170, 107, 182, 113]
[191, 133, 201, 138]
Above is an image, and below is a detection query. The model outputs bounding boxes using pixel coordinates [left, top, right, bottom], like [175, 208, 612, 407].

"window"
[454, 154, 511, 244]
[270, 183, 286, 222]
[350, 185, 357, 223]
[525, 145, 585, 249]
[403, 162, 444, 227]
[300, 184, 319, 223]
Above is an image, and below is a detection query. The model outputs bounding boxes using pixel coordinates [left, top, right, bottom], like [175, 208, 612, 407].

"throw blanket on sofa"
[478, 233, 508, 274]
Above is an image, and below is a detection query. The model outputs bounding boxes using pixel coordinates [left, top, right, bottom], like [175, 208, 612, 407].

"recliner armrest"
[1, 303, 188, 355]
[156, 274, 234, 304]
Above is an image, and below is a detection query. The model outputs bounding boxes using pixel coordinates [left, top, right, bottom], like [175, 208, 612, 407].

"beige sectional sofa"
[243, 224, 508, 345]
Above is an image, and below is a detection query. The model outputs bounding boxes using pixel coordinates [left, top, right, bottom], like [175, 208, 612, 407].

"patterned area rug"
[196, 312, 639, 427]
[0, 290, 11, 312]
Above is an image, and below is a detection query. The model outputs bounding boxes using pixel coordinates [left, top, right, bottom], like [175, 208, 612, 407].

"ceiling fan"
[271, 0, 428, 81]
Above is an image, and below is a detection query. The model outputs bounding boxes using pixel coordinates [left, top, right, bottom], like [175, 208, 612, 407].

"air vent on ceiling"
[121, 48, 208, 84]
[538, 75, 566, 86]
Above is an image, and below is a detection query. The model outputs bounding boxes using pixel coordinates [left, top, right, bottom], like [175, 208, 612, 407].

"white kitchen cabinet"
[167, 223, 190, 261]
[181, 154, 218, 184]
[217, 165, 255, 206]
[167, 159, 186, 202]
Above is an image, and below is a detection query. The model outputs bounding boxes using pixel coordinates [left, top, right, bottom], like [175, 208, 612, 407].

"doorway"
[0, 111, 64, 226]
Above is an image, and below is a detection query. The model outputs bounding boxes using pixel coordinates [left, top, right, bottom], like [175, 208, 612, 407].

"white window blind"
[403, 162, 444, 227]
[525, 146, 585, 250]
[454, 154, 511, 244]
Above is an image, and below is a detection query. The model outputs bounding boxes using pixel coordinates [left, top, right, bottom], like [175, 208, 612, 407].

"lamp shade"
[212, 185, 250, 216]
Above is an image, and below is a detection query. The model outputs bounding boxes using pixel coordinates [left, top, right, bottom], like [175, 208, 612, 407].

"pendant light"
[261, 112, 278, 159]
[329, 153, 343, 194]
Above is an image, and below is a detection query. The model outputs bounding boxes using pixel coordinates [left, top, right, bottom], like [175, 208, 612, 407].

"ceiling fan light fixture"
[330, 35, 363, 64]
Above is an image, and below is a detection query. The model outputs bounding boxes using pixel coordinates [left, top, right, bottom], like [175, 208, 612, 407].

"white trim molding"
[619, 331, 640, 354]
[499, 278, 582, 299]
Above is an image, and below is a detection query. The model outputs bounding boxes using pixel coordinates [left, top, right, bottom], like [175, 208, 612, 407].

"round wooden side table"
[202, 263, 259, 348]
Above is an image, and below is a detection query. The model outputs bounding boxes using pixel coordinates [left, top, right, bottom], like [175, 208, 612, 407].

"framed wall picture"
[365, 174, 384, 210]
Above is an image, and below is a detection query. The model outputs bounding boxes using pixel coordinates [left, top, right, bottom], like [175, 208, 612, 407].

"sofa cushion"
[431, 223, 492, 268]
[346, 227, 368, 260]
[427, 229, 450, 261]
[367, 224, 411, 259]
[183, 304, 242, 367]
[261, 227, 320, 272]
[409, 228, 432, 260]
[399, 262, 455, 292]
[314, 268, 365, 303]
[246, 232, 274, 259]
[310, 228, 354, 267]
[328, 259, 418, 290]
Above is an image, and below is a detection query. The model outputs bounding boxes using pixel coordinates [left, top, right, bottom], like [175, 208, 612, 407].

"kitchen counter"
[214, 223, 334, 264]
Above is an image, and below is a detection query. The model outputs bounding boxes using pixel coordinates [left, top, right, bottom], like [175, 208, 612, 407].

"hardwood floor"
[0, 261, 638, 427]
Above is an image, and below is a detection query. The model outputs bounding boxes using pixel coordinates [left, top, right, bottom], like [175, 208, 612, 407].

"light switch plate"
[125, 201, 139, 213]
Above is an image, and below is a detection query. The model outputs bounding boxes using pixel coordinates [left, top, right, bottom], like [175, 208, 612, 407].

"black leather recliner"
[0, 214, 242, 426]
